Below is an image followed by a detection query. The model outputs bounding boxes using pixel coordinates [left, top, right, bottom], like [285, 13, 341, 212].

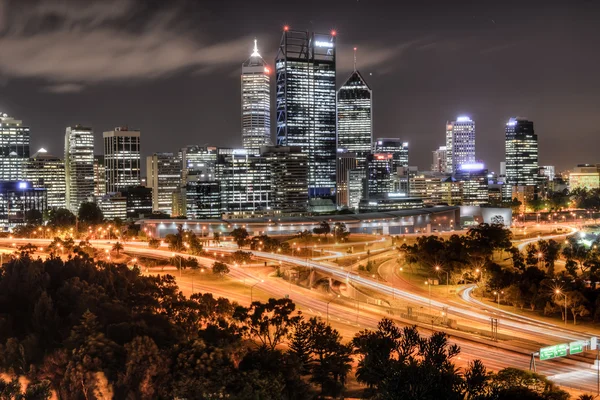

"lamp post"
[425, 280, 431, 313]
[493, 290, 504, 308]
[326, 294, 340, 324]
[172, 252, 181, 278]
[435, 265, 449, 295]
[555, 289, 567, 326]
[250, 280, 264, 303]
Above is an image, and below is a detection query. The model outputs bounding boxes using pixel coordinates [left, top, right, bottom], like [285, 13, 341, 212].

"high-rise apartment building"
[103, 127, 141, 193]
[446, 116, 475, 174]
[431, 146, 447, 173]
[241, 40, 271, 154]
[504, 117, 538, 198]
[0, 113, 30, 181]
[276, 28, 337, 198]
[147, 153, 182, 214]
[65, 125, 94, 212]
[337, 66, 372, 169]
[25, 148, 66, 209]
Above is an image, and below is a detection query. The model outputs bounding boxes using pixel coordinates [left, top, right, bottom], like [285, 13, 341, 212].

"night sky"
[0, 0, 599, 174]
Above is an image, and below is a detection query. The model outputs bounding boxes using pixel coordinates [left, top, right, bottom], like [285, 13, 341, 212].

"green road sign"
[540, 343, 569, 360]
[570, 341, 584, 355]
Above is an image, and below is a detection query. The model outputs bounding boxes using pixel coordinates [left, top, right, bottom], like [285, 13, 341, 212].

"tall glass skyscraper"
[241, 40, 271, 154]
[0, 113, 30, 181]
[103, 127, 141, 193]
[276, 28, 337, 198]
[374, 138, 409, 171]
[337, 68, 372, 169]
[505, 117, 538, 188]
[65, 125, 94, 212]
[446, 116, 475, 174]
[26, 148, 66, 209]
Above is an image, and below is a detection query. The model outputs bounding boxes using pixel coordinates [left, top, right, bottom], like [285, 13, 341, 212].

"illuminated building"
[276, 28, 337, 198]
[146, 153, 182, 214]
[431, 146, 447, 173]
[261, 146, 308, 213]
[65, 125, 94, 212]
[180, 145, 217, 183]
[119, 186, 152, 219]
[454, 163, 489, 206]
[25, 148, 66, 209]
[504, 117, 538, 199]
[367, 153, 394, 197]
[336, 151, 356, 208]
[358, 194, 424, 212]
[337, 57, 372, 168]
[103, 127, 141, 192]
[215, 149, 271, 215]
[97, 192, 127, 221]
[0, 113, 29, 181]
[374, 138, 408, 171]
[348, 169, 364, 210]
[93, 156, 106, 197]
[568, 165, 600, 190]
[540, 165, 555, 181]
[242, 40, 271, 154]
[185, 180, 221, 219]
[446, 116, 475, 174]
[0, 181, 47, 228]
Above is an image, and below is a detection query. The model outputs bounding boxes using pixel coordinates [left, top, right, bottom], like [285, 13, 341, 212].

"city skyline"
[1, 1, 598, 173]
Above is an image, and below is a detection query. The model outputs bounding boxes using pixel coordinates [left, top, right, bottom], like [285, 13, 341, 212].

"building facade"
[366, 153, 394, 198]
[65, 125, 94, 213]
[446, 117, 475, 174]
[569, 165, 600, 190]
[374, 138, 409, 171]
[0, 181, 46, 228]
[431, 146, 447, 173]
[103, 127, 141, 193]
[336, 151, 356, 208]
[242, 40, 271, 154]
[454, 164, 489, 206]
[93, 156, 106, 197]
[336, 70, 372, 169]
[0, 113, 30, 182]
[25, 148, 66, 209]
[180, 145, 217, 184]
[261, 146, 308, 213]
[275, 28, 337, 198]
[146, 153, 182, 215]
[504, 117, 538, 199]
[120, 186, 153, 219]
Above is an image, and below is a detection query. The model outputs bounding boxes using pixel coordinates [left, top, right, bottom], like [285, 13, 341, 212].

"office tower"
[261, 146, 309, 213]
[276, 28, 337, 198]
[504, 117, 538, 198]
[366, 153, 394, 197]
[93, 156, 106, 197]
[0, 181, 46, 227]
[97, 192, 127, 221]
[26, 148, 66, 209]
[103, 127, 141, 193]
[216, 149, 271, 215]
[374, 138, 409, 171]
[119, 186, 153, 218]
[0, 113, 30, 181]
[65, 125, 94, 212]
[337, 56, 372, 168]
[431, 146, 447, 173]
[446, 116, 475, 174]
[241, 40, 271, 154]
[568, 165, 600, 190]
[348, 169, 364, 210]
[146, 153, 182, 214]
[540, 165, 555, 182]
[185, 181, 221, 219]
[180, 145, 217, 183]
[454, 163, 489, 206]
[336, 151, 357, 207]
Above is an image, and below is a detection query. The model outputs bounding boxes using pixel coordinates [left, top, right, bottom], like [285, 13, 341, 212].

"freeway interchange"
[1, 222, 599, 394]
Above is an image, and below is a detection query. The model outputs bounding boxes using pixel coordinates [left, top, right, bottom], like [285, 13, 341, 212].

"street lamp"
[493, 290, 504, 308]
[424, 280, 432, 312]
[555, 289, 567, 326]
[326, 294, 340, 324]
[250, 279, 264, 302]
[435, 265, 449, 295]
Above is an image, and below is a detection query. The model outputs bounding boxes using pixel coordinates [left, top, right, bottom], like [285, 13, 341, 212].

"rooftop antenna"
[251, 38, 260, 57]
[353, 47, 357, 71]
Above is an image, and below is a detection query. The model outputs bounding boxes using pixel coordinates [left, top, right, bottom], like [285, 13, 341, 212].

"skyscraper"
[261, 146, 309, 213]
[374, 138, 409, 171]
[504, 117, 538, 196]
[65, 125, 94, 212]
[276, 28, 337, 198]
[366, 153, 394, 197]
[336, 151, 357, 208]
[103, 127, 141, 193]
[147, 153, 182, 215]
[337, 54, 372, 168]
[431, 146, 447, 173]
[241, 40, 271, 154]
[26, 148, 66, 209]
[446, 116, 475, 174]
[0, 113, 30, 181]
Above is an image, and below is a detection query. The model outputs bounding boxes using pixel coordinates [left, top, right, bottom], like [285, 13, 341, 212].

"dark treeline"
[0, 252, 585, 399]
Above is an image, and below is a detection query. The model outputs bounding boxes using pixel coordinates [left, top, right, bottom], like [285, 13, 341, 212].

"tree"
[212, 261, 230, 277]
[537, 239, 561, 274]
[332, 222, 350, 242]
[112, 242, 124, 255]
[213, 231, 221, 245]
[231, 250, 252, 264]
[313, 221, 331, 236]
[25, 209, 43, 225]
[230, 228, 249, 248]
[78, 202, 104, 225]
[148, 237, 160, 249]
[47, 208, 76, 228]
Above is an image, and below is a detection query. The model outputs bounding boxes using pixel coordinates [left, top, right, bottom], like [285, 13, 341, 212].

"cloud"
[43, 83, 85, 93]
[0, 0, 253, 88]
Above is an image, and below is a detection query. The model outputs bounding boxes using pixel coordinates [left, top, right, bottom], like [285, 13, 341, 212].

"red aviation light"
[331, 30, 337, 36]
[284, 25, 289, 32]
[264, 67, 270, 74]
